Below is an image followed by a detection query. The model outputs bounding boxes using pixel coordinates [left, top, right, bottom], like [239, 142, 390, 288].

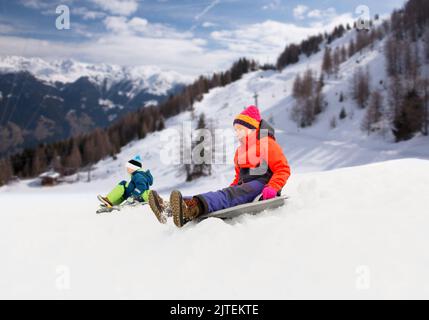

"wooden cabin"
[39, 171, 61, 186]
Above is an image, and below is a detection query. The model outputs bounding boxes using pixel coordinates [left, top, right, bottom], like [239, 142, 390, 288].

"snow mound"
[1, 159, 429, 299]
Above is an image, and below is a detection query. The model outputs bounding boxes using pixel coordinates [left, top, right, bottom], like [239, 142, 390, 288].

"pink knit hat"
[233, 105, 261, 130]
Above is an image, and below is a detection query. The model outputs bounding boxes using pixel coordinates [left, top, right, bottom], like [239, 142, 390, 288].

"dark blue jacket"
[122, 169, 153, 198]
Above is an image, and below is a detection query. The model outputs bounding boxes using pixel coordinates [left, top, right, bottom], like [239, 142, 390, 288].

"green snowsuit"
[106, 169, 153, 206]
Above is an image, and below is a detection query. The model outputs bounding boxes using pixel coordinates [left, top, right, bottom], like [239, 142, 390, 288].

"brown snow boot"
[183, 198, 202, 220]
[170, 191, 203, 228]
[148, 190, 169, 224]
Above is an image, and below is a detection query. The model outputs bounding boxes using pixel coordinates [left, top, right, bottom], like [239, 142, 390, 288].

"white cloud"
[103, 16, 192, 39]
[307, 7, 337, 19]
[291, 6, 354, 31]
[309, 12, 353, 29]
[103, 16, 130, 34]
[212, 20, 313, 61]
[71, 22, 96, 38]
[90, 0, 139, 16]
[210, 13, 355, 63]
[0, 23, 14, 34]
[202, 22, 217, 28]
[0, 34, 233, 76]
[293, 6, 346, 27]
[20, 0, 74, 10]
[262, 0, 281, 11]
[293, 5, 309, 20]
[0, 6, 356, 76]
[307, 9, 322, 18]
[73, 7, 106, 20]
[20, 0, 50, 9]
[0, 15, 223, 76]
[128, 17, 149, 30]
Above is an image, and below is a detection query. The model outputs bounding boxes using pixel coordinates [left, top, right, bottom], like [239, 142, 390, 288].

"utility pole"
[253, 92, 259, 107]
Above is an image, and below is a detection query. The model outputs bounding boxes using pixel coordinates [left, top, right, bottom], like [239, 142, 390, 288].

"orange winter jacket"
[231, 127, 291, 192]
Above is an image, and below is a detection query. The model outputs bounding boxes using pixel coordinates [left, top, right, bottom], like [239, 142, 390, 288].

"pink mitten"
[262, 186, 277, 200]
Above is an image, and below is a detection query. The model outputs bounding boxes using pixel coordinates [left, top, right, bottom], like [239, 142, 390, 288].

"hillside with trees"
[0, 58, 257, 185]
[288, 0, 428, 142]
[1, 0, 428, 187]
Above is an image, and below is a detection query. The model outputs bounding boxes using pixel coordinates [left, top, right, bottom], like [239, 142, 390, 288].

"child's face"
[234, 124, 253, 142]
[127, 167, 135, 175]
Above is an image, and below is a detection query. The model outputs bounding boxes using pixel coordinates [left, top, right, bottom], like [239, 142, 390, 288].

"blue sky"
[0, 0, 407, 75]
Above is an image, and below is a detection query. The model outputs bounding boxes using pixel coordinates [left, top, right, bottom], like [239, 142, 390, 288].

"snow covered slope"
[1, 25, 429, 299]
[1, 159, 429, 299]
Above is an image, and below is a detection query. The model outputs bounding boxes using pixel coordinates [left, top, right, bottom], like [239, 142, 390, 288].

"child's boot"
[170, 191, 203, 228]
[97, 195, 113, 208]
[148, 190, 169, 224]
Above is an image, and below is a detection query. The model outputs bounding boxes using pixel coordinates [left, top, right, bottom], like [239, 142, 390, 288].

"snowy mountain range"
[0, 56, 192, 95]
[0, 56, 191, 155]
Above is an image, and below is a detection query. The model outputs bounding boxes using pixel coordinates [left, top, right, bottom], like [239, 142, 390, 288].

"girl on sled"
[149, 106, 291, 227]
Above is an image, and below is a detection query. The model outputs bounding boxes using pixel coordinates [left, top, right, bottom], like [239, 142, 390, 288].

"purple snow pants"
[195, 180, 266, 214]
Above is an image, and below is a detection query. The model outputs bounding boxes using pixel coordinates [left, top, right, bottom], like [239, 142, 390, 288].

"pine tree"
[425, 27, 429, 63]
[355, 31, 372, 52]
[339, 107, 347, 120]
[157, 116, 166, 131]
[292, 74, 302, 99]
[333, 47, 341, 76]
[362, 90, 384, 135]
[318, 73, 325, 89]
[277, 44, 300, 70]
[348, 39, 356, 58]
[393, 89, 424, 141]
[93, 129, 112, 159]
[0, 158, 13, 186]
[301, 70, 314, 98]
[419, 78, 429, 136]
[352, 67, 371, 108]
[322, 47, 333, 75]
[291, 70, 325, 127]
[109, 129, 122, 154]
[340, 45, 348, 63]
[64, 141, 82, 174]
[385, 36, 399, 78]
[313, 89, 324, 116]
[31, 147, 46, 176]
[339, 92, 345, 103]
[403, 42, 421, 88]
[388, 76, 404, 124]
